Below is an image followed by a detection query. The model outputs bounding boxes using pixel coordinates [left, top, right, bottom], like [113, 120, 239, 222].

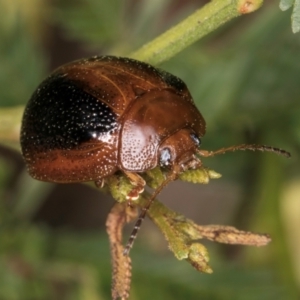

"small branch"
[105, 168, 220, 273]
[130, 0, 263, 65]
[143, 191, 270, 273]
[106, 202, 138, 300]
[195, 224, 271, 246]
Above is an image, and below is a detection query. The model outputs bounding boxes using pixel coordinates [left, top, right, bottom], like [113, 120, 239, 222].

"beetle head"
[158, 129, 202, 171]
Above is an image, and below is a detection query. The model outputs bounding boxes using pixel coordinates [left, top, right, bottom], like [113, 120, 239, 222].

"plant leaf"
[279, 0, 295, 10]
[292, 0, 300, 32]
[279, 0, 300, 33]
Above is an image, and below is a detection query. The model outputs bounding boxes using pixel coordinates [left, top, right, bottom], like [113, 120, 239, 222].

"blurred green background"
[0, 0, 299, 299]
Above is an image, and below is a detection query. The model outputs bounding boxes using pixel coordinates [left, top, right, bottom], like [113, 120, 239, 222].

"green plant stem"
[130, 0, 263, 65]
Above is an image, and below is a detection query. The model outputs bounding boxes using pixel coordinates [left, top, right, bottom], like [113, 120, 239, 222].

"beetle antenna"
[123, 144, 290, 256]
[197, 144, 291, 158]
[123, 172, 177, 256]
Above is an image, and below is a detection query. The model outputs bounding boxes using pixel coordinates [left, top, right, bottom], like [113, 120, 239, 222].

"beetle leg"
[95, 178, 105, 188]
[123, 171, 146, 201]
[123, 169, 178, 255]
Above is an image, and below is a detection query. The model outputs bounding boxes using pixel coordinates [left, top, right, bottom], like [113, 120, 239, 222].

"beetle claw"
[126, 186, 144, 201]
[95, 178, 105, 188]
[123, 171, 146, 202]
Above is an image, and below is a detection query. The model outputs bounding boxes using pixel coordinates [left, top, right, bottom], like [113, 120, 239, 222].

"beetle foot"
[126, 186, 145, 201]
[95, 178, 105, 188]
[123, 171, 146, 201]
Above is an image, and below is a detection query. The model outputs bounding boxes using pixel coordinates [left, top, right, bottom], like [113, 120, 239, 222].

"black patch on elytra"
[21, 74, 117, 151]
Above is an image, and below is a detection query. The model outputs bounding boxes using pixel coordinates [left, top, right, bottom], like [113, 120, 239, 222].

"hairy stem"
[130, 0, 263, 64]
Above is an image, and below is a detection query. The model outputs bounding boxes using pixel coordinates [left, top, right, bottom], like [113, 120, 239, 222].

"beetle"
[21, 56, 206, 196]
[20, 55, 290, 254]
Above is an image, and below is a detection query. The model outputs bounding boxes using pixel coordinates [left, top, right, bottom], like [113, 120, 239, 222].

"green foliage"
[0, 1, 299, 299]
[279, 0, 300, 33]
[52, 0, 123, 50]
[0, 3, 46, 107]
[52, 0, 179, 54]
[0, 225, 291, 300]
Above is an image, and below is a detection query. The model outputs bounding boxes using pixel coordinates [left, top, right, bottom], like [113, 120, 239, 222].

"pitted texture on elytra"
[20, 55, 206, 185]
[21, 74, 118, 151]
[82, 56, 188, 94]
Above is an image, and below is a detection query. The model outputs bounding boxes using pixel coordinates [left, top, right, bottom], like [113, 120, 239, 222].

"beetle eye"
[191, 133, 201, 146]
[160, 148, 171, 166]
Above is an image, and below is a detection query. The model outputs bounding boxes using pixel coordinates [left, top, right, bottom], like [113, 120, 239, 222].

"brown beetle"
[20, 55, 290, 254]
[21, 56, 205, 194]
